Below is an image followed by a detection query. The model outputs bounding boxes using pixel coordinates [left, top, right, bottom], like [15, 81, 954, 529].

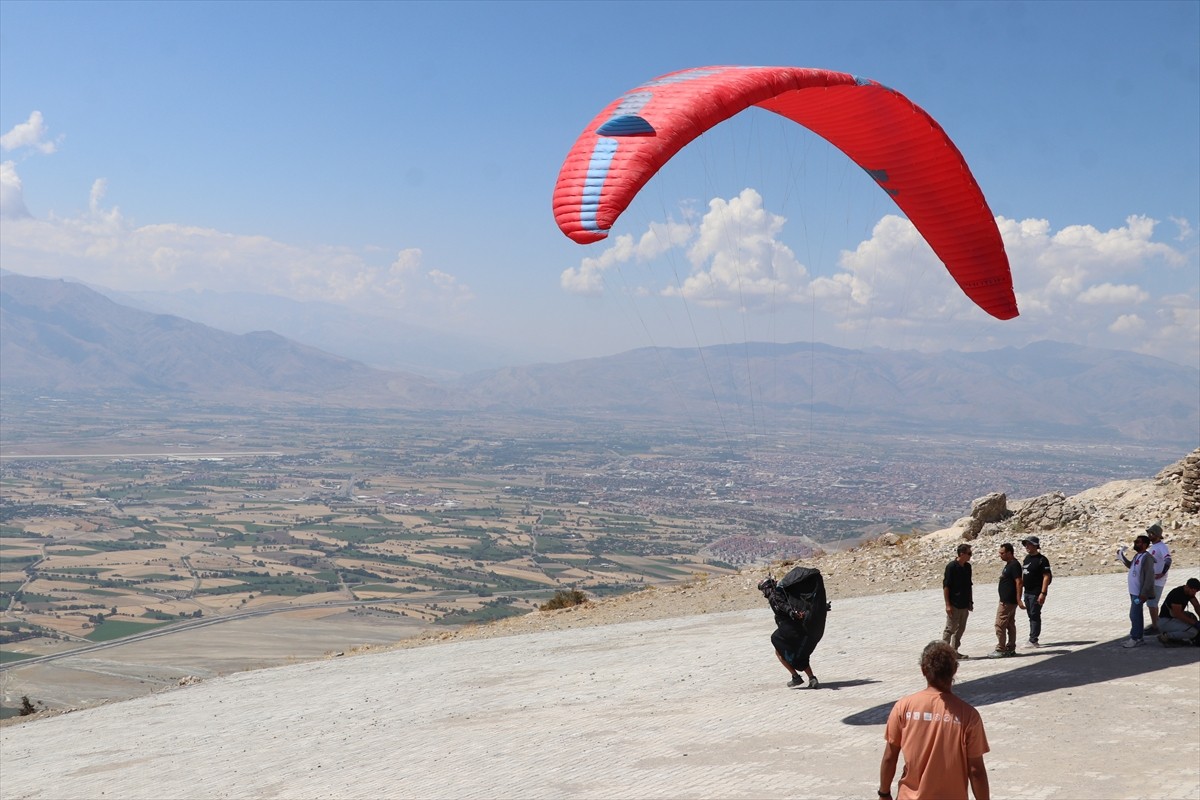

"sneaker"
[1026, 640, 1040, 649]
[1121, 638, 1144, 648]
[1145, 625, 1159, 635]
[787, 674, 805, 687]
[1004, 646, 1017, 655]
[1158, 633, 1177, 647]
[806, 676, 820, 690]
[986, 648, 1007, 658]
[955, 652, 969, 659]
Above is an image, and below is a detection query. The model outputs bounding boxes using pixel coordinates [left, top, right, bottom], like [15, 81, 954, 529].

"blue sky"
[2, 0, 1197, 368]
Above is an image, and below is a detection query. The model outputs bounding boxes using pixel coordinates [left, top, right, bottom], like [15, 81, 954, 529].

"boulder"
[971, 492, 1010, 523]
[1016, 491, 1085, 530]
[961, 518, 983, 540]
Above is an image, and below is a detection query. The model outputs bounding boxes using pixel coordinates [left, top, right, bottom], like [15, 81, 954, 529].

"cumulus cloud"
[1077, 283, 1149, 305]
[562, 189, 810, 307]
[668, 189, 809, 307]
[560, 219, 692, 296]
[1002, 215, 1184, 297]
[1, 111, 60, 154]
[1, 161, 31, 219]
[1109, 314, 1144, 334]
[840, 213, 1195, 363]
[1, 113, 62, 220]
[562, 190, 1198, 366]
[0, 183, 474, 324]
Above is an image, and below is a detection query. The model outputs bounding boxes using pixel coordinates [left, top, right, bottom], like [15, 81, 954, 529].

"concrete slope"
[2, 572, 1198, 800]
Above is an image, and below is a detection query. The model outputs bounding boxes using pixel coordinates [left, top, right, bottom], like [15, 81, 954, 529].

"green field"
[85, 619, 173, 642]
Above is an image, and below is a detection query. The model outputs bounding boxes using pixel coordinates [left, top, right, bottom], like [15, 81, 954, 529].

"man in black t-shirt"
[1157, 578, 1200, 645]
[942, 544, 974, 657]
[990, 543, 1023, 656]
[1019, 536, 1052, 647]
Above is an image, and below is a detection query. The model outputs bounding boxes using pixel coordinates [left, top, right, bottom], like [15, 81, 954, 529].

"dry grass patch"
[486, 564, 557, 585]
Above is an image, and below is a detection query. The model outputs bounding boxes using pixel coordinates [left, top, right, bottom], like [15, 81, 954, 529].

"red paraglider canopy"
[552, 66, 1018, 320]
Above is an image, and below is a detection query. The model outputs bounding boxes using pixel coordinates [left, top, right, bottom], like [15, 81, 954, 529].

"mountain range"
[97, 285, 520, 378]
[2, 271, 1196, 446]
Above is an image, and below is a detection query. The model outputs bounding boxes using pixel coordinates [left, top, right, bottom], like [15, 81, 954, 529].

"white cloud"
[561, 233, 635, 296]
[1169, 216, 1194, 242]
[1, 114, 470, 320]
[1, 111, 60, 154]
[843, 213, 1196, 363]
[562, 192, 1199, 366]
[1003, 215, 1184, 290]
[563, 189, 809, 308]
[561, 219, 692, 296]
[668, 188, 809, 308]
[1077, 283, 1149, 305]
[1108, 314, 1144, 335]
[1, 161, 31, 219]
[0, 183, 474, 324]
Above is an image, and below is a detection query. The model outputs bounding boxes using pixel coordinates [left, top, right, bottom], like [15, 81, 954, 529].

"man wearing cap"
[1018, 537, 1051, 648]
[1156, 577, 1200, 646]
[1145, 523, 1172, 634]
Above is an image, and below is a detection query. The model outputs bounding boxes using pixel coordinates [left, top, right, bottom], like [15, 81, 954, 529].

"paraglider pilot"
[758, 567, 828, 689]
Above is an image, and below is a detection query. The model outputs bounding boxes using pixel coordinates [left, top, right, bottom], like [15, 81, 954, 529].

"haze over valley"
[4, 272, 1196, 445]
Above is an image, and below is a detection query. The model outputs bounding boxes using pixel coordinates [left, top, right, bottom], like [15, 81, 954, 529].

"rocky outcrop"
[973, 492, 1010, 523]
[1013, 491, 1088, 530]
[1179, 448, 1200, 514]
[959, 492, 1012, 539]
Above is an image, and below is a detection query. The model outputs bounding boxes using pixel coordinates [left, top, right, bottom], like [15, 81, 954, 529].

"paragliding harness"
[758, 566, 831, 630]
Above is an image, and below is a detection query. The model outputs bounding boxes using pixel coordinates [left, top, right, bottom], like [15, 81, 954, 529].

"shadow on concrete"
[842, 636, 1200, 725]
[816, 678, 880, 691]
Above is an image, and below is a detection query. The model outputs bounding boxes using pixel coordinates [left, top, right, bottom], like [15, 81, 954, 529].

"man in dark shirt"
[989, 543, 1022, 657]
[942, 544, 973, 658]
[1019, 536, 1052, 648]
[1157, 577, 1200, 646]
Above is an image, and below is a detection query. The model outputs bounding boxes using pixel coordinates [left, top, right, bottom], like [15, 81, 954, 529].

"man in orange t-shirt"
[878, 640, 990, 800]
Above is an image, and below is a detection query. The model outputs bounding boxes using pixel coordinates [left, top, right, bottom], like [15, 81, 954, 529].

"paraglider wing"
[552, 66, 1018, 320]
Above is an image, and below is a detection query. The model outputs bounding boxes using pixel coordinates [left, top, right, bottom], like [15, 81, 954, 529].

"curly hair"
[919, 640, 958, 688]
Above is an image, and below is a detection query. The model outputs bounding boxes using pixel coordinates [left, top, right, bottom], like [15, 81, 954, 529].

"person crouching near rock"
[878, 641, 991, 800]
[758, 576, 821, 689]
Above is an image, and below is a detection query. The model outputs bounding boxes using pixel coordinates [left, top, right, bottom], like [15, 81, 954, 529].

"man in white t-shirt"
[1118, 534, 1156, 648]
[1145, 523, 1172, 635]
